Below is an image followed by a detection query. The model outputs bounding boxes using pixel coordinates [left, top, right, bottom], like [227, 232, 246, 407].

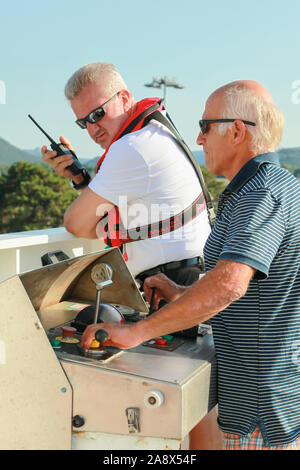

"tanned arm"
[81, 260, 256, 349]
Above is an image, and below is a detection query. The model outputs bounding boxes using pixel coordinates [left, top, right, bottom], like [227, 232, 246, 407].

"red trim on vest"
[96, 97, 163, 172]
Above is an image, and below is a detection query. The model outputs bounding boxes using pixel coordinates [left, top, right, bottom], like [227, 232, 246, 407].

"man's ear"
[119, 89, 132, 112]
[231, 120, 247, 146]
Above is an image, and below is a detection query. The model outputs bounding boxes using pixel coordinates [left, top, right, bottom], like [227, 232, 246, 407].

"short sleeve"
[219, 189, 285, 279]
[88, 140, 149, 206]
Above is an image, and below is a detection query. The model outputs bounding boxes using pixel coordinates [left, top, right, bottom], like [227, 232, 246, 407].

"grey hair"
[217, 84, 284, 154]
[64, 62, 128, 101]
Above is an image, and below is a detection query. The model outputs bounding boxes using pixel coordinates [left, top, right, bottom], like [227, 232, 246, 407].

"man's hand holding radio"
[41, 136, 83, 184]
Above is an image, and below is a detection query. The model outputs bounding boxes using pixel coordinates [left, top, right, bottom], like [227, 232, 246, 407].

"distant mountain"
[193, 148, 300, 169]
[25, 146, 93, 163]
[194, 148, 300, 168]
[85, 150, 206, 167]
[24, 147, 43, 158]
[86, 156, 99, 166]
[0, 137, 41, 166]
[0, 135, 299, 170]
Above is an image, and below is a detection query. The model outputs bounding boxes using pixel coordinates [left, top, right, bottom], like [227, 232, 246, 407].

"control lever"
[93, 279, 113, 324]
[95, 329, 109, 343]
[91, 263, 114, 325]
[149, 287, 156, 316]
[74, 264, 115, 357]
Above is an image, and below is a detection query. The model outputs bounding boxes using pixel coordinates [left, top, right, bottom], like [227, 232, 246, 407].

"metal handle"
[93, 280, 113, 324]
[149, 287, 156, 315]
[95, 329, 109, 343]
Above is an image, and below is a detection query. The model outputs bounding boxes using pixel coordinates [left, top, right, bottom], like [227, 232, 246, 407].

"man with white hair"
[82, 80, 300, 450]
[42, 62, 212, 289]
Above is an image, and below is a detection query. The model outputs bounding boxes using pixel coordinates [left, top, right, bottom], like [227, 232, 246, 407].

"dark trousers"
[139, 264, 203, 339]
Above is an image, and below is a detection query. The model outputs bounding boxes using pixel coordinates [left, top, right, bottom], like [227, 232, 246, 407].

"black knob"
[72, 415, 85, 428]
[95, 329, 109, 343]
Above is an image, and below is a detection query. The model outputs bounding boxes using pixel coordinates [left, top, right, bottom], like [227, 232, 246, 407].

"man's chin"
[95, 136, 113, 150]
[94, 139, 107, 149]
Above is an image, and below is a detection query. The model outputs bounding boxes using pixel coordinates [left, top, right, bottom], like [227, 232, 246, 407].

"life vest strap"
[104, 192, 205, 247]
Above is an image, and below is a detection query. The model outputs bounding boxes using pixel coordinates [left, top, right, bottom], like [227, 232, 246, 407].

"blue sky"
[0, 0, 300, 159]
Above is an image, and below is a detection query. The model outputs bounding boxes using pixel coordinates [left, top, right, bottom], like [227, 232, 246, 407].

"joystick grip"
[95, 329, 109, 343]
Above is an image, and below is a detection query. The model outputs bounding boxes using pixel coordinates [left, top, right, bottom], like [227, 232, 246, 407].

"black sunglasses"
[199, 118, 256, 134]
[75, 92, 119, 129]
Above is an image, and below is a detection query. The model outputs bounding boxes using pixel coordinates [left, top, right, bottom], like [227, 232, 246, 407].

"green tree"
[0, 161, 77, 233]
[0, 161, 228, 235]
[200, 165, 227, 206]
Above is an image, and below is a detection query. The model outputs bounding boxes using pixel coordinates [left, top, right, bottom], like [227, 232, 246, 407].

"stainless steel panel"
[19, 248, 148, 313]
[1, 249, 216, 448]
[0, 276, 72, 450]
[60, 333, 215, 439]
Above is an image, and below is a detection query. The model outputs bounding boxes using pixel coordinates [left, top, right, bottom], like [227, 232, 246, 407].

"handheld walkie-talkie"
[28, 114, 85, 176]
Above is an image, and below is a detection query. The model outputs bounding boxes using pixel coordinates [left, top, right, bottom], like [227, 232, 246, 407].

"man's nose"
[86, 121, 101, 137]
[196, 131, 205, 146]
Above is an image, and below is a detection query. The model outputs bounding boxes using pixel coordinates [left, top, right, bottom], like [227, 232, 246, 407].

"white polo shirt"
[89, 120, 211, 277]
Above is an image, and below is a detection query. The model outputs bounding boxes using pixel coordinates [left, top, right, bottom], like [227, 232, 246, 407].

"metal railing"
[0, 228, 105, 282]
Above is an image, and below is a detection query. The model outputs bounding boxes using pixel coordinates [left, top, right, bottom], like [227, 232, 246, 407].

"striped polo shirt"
[204, 152, 300, 446]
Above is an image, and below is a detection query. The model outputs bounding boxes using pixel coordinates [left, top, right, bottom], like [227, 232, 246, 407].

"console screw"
[72, 415, 85, 428]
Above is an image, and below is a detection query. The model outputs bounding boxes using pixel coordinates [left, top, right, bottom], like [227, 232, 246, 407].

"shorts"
[223, 426, 300, 450]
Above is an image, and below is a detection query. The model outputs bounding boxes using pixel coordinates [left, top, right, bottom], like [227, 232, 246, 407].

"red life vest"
[95, 97, 207, 250]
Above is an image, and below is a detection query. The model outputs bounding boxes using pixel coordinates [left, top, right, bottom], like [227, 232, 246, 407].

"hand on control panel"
[143, 273, 187, 310]
[80, 321, 141, 351]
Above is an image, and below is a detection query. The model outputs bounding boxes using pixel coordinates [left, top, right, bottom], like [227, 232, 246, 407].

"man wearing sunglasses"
[82, 79, 300, 450]
[41, 62, 211, 289]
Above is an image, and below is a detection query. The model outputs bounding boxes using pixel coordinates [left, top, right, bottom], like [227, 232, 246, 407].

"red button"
[61, 326, 77, 338]
[156, 338, 167, 346]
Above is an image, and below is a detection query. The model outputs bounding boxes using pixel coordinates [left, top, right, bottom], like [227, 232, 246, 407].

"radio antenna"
[28, 114, 56, 145]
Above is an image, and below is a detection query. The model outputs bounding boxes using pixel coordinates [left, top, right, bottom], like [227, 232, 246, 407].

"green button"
[50, 339, 61, 348]
[163, 335, 173, 342]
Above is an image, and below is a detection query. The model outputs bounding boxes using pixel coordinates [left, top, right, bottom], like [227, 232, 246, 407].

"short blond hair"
[64, 62, 128, 101]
